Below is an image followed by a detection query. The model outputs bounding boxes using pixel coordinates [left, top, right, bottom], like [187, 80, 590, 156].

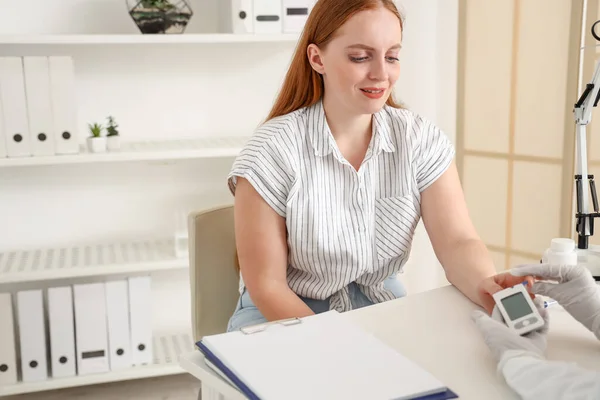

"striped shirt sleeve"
[227, 132, 295, 218]
[413, 117, 456, 192]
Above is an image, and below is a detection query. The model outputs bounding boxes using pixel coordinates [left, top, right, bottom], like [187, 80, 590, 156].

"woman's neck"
[322, 94, 372, 141]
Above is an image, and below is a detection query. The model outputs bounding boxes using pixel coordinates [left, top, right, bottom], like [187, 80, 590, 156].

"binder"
[128, 276, 153, 366]
[48, 56, 79, 155]
[219, 0, 254, 34]
[196, 311, 458, 400]
[16, 289, 48, 382]
[282, 0, 312, 33]
[23, 56, 56, 156]
[0, 97, 6, 158]
[48, 286, 77, 378]
[253, 0, 282, 34]
[105, 280, 133, 371]
[0, 293, 17, 385]
[73, 283, 109, 375]
[0, 57, 32, 157]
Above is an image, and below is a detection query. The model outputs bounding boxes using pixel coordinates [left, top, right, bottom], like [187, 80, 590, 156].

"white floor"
[8, 224, 449, 400]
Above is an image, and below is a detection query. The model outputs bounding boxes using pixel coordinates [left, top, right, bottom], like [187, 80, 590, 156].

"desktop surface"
[181, 285, 600, 400]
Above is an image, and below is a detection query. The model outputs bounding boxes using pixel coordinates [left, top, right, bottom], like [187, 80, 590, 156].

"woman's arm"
[420, 161, 519, 313]
[234, 177, 314, 321]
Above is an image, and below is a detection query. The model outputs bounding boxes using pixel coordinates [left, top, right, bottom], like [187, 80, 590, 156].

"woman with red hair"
[226, 0, 529, 331]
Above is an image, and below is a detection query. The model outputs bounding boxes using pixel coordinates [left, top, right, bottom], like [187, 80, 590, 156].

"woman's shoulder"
[245, 108, 306, 150]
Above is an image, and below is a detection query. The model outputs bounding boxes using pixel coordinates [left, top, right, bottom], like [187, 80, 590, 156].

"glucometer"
[492, 283, 545, 335]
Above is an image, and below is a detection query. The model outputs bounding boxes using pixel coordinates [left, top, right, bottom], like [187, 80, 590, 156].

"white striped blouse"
[227, 99, 455, 313]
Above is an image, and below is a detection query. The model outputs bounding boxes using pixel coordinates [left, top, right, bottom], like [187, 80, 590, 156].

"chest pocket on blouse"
[374, 194, 420, 260]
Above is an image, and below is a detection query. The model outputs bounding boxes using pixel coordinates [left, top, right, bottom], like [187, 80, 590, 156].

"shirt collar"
[307, 98, 396, 157]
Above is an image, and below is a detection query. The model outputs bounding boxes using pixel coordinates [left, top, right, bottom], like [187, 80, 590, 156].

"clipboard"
[196, 311, 459, 400]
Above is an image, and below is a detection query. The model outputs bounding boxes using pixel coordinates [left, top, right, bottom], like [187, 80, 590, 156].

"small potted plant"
[87, 123, 106, 153]
[106, 116, 121, 151]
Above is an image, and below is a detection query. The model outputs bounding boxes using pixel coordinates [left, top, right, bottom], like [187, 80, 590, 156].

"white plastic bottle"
[542, 238, 578, 266]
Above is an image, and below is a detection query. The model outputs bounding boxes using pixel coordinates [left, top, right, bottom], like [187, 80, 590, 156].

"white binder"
[0, 98, 6, 158]
[48, 286, 76, 378]
[16, 289, 48, 382]
[128, 276, 153, 366]
[48, 56, 79, 155]
[253, 0, 282, 34]
[282, 0, 312, 33]
[0, 57, 32, 158]
[0, 293, 17, 385]
[23, 56, 56, 156]
[105, 280, 133, 371]
[219, 0, 254, 34]
[73, 283, 109, 375]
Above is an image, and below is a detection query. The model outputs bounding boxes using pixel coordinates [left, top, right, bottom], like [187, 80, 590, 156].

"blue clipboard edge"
[196, 340, 260, 400]
[196, 340, 459, 400]
[415, 388, 459, 400]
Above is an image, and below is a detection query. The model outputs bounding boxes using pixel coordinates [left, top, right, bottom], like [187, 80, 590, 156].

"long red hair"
[266, 0, 405, 121]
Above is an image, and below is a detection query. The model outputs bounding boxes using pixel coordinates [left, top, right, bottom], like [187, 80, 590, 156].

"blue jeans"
[226, 277, 406, 332]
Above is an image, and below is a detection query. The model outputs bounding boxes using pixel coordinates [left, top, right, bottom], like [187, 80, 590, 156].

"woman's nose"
[368, 59, 388, 82]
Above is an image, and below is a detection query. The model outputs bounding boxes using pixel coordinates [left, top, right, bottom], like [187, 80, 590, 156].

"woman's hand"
[477, 272, 536, 314]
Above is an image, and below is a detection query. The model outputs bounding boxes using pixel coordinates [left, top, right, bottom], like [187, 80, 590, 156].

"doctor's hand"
[471, 298, 550, 364]
[511, 263, 600, 339]
[477, 272, 536, 315]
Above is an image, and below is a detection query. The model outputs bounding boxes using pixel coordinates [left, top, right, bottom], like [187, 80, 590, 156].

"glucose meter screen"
[501, 293, 532, 320]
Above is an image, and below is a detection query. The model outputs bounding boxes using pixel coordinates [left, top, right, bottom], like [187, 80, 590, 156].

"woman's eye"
[386, 56, 400, 63]
[350, 56, 369, 62]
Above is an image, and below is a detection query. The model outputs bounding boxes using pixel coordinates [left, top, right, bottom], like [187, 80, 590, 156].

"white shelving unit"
[0, 331, 194, 396]
[0, 136, 248, 167]
[0, 237, 188, 284]
[0, 1, 298, 394]
[0, 33, 300, 45]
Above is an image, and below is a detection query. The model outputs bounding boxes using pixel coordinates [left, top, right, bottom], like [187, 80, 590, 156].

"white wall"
[395, 0, 459, 294]
[0, 0, 458, 319]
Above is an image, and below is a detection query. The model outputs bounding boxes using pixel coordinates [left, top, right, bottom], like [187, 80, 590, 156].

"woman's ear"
[307, 44, 326, 75]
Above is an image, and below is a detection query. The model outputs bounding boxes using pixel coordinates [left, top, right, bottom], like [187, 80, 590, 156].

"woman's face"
[309, 7, 402, 115]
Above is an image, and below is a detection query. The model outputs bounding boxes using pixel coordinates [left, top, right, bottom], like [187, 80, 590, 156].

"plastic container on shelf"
[542, 238, 600, 284]
[574, 244, 600, 283]
[541, 238, 578, 266]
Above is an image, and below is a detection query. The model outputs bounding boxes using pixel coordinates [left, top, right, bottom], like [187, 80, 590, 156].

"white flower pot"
[107, 135, 121, 151]
[87, 137, 107, 153]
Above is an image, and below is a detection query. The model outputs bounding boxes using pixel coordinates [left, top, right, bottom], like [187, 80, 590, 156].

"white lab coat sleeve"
[499, 351, 600, 400]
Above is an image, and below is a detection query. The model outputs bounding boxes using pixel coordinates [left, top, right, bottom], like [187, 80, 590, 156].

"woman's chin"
[355, 97, 387, 114]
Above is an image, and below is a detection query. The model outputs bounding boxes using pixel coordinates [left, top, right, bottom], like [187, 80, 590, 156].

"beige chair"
[188, 204, 240, 342]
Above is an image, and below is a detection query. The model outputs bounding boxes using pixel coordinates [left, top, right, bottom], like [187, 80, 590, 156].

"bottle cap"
[550, 238, 575, 253]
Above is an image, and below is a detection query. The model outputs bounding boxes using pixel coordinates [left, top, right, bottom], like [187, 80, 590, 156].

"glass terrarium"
[127, 0, 194, 34]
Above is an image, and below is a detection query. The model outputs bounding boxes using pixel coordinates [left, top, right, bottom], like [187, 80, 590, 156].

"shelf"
[0, 237, 188, 284]
[0, 331, 194, 396]
[0, 136, 248, 167]
[0, 33, 300, 45]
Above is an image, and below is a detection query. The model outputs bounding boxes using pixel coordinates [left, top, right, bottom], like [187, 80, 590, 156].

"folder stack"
[0, 275, 154, 385]
[219, 0, 314, 34]
[0, 55, 80, 159]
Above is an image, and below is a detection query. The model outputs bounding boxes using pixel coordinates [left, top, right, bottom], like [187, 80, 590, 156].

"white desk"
[179, 285, 600, 400]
